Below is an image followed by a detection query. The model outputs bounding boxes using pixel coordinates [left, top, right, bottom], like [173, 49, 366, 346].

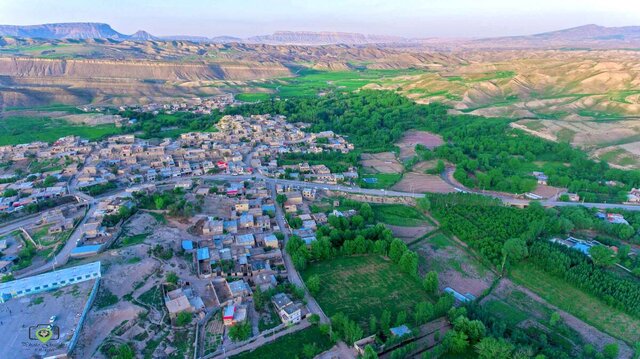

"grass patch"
[483, 299, 528, 326]
[29, 297, 44, 306]
[371, 204, 430, 227]
[0, 116, 119, 145]
[426, 233, 453, 250]
[511, 264, 640, 344]
[231, 325, 333, 359]
[147, 211, 167, 224]
[94, 287, 119, 309]
[359, 173, 403, 189]
[302, 255, 433, 331]
[117, 233, 149, 248]
[556, 128, 576, 143]
[522, 121, 545, 131]
[138, 286, 164, 311]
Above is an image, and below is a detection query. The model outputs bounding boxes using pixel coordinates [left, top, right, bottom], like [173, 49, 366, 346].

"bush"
[228, 322, 251, 342]
[175, 312, 192, 327]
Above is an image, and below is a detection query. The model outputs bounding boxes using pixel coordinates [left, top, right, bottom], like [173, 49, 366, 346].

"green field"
[483, 299, 529, 327]
[253, 68, 424, 98]
[360, 173, 403, 189]
[302, 255, 433, 331]
[236, 92, 272, 102]
[511, 264, 640, 344]
[231, 325, 333, 359]
[371, 204, 431, 227]
[0, 116, 120, 145]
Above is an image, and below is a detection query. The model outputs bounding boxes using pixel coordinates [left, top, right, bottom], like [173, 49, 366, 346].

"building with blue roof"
[236, 233, 255, 246]
[182, 240, 194, 252]
[390, 325, 411, 337]
[70, 245, 102, 258]
[262, 204, 276, 214]
[196, 247, 210, 261]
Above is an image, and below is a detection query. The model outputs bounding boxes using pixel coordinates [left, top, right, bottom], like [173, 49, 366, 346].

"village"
[1, 105, 640, 358]
[0, 107, 362, 358]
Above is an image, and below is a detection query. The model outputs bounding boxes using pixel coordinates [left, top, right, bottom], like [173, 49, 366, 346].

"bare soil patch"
[396, 130, 444, 160]
[75, 301, 144, 359]
[360, 152, 403, 174]
[392, 172, 455, 193]
[415, 234, 494, 297]
[386, 224, 434, 242]
[532, 184, 564, 199]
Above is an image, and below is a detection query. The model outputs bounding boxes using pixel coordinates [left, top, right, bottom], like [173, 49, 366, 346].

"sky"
[1, 0, 639, 38]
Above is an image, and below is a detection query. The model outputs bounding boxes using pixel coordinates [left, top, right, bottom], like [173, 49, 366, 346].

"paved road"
[17, 201, 97, 278]
[268, 181, 330, 324]
[209, 319, 311, 359]
[8, 170, 640, 280]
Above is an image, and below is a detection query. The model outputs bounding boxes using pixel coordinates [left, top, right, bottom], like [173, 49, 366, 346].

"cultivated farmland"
[301, 255, 433, 332]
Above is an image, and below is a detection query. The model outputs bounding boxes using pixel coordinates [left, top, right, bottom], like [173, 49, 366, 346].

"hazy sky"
[1, 0, 639, 38]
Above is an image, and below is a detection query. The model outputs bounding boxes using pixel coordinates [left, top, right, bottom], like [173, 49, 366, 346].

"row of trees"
[430, 193, 640, 318]
[227, 90, 449, 152]
[530, 241, 640, 317]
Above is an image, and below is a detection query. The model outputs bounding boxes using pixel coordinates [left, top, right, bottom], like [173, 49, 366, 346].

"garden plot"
[301, 255, 433, 332]
[414, 233, 494, 298]
[483, 278, 634, 358]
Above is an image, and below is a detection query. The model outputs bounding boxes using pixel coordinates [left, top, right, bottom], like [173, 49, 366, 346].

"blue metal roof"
[181, 240, 194, 250]
[196, 248, 210, 261]
[71, 245, 102, 254]
[573, 243, 591, 255]
[390, 325, 411, 337]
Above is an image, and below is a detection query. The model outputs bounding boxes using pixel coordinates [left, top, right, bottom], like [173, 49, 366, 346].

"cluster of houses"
[176, 179, 309, 330]
[69, 114, 352, 190]
[69, 196, 136, 258]
[80, 94, 236, 116]
[0, 136, 91, 214]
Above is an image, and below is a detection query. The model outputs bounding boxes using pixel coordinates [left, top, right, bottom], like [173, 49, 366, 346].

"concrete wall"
[67, 278, 100, 354]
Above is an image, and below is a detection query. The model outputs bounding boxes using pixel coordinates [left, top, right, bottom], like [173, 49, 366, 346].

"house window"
[43, 285, 49, 288]
[52, 282, 57, 286]
[16, 291, 22, 295]
[34, 287, 40, 290]
[77, 276, 82, 280]
[69, 278, 74, 282]
[85, 274, 90, 278]
[25, 289, 31, 292]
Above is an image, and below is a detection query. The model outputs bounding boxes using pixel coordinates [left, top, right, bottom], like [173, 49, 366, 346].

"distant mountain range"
[0, 22, 405, 45]
[0, 22, 640, 47]
[469, 24, 640, 48]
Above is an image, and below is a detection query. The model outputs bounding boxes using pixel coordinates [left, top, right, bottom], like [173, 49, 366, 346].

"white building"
[0, 262, 101, 303]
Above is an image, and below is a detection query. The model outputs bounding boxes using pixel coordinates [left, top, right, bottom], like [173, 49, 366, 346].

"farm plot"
[360, 152, 403, 174]
[482, 279, 633, 356]
[396, 130, 444, 160]
[231, 325, 333, 359]
[511, 264, 640, 345]
[414, 233, 494, 298]
[392, 172, 455, 193]
[371, 203, 432, 227]
[302, 255, 433, 331]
